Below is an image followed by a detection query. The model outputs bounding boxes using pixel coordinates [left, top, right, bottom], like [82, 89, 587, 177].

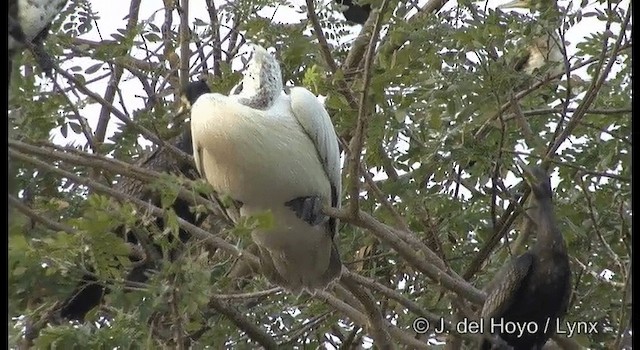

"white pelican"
[191, 45, 342, 293]
[9, 0, 69, 84]
[9, 0, 68, 51]
[500, 0, 564, 77]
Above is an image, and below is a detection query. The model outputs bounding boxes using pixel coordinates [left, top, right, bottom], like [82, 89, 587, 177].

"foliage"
[8, 0, 631, 348]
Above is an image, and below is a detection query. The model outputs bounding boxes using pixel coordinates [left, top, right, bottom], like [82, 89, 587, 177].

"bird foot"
[285, 195, 325, 226]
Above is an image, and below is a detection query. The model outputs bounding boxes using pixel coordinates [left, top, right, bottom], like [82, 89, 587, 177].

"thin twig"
[93, 0, 141, 148]
[340, 274, 394, 349]
[205, 0, 222, 77]
[577, 175, 625, 274]
[277, 313, 330, 346]
[8, 195, 77, 234]
[360, 164, 409, 231]
[170, 277, 185, 350]
[207, 297, 278, 349]
[213, 287, 282, 300]
[347, 0, 390, 217]
[570, 256, 624, 288]
[305, 0, 337, 72]
[317, 291, 431, 349]
[51, 65, 195, 168]
[179, 0, 190, 89]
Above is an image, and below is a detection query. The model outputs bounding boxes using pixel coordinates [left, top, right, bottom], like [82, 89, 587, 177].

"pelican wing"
[189, 92, 243, 224]
[289, 87, 342, 236]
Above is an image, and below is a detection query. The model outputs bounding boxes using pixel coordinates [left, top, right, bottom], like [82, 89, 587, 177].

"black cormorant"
[480, 163, 571, 349]
[335, 0, 371, 25]
[59, 81, 212, 321]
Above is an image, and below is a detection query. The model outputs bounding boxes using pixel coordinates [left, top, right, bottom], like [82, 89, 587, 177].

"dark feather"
[335, 0, 371, 24]
[59, 82, 213, 321]
[481, 253, 534, 321]
[479, 166, 571, 349]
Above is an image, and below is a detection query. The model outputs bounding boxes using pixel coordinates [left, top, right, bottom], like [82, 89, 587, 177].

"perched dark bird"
[176, 80, 213, 158]
[8, 0, 69, 85]
[191, 45, 343, 294]
[59, 81, 213, 321]
[480, 163, 571, 349]
[180, 80, 212, 112]
[335, 0, 371, 25]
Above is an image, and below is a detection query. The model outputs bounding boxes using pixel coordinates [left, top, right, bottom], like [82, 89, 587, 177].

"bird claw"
[285, 195, 325, 226]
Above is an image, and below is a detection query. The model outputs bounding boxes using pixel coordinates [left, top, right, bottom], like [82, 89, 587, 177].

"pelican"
[499, 0, 564, 78]
[190, 45, 343, 293]
[9, 0, 69, 85]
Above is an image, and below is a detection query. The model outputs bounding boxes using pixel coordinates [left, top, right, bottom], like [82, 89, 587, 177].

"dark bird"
[8, 0, 69, 86]
[191, 45, 343, 294]
[59, 81, 213, 321]
[480, 163, 571, 349]
[335, 0, 371, 25]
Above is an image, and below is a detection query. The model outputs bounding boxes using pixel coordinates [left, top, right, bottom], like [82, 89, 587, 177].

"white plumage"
[521, 33, 564, 76]
[191, 45, 342, 293]
[9, 0, 68, 51]
[499, 0, 564, 78]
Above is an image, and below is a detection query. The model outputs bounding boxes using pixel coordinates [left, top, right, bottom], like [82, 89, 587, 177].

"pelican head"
[499, 0, 529, 9]
[236, 45, 283, 110]
[499, 0, 557, 12]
